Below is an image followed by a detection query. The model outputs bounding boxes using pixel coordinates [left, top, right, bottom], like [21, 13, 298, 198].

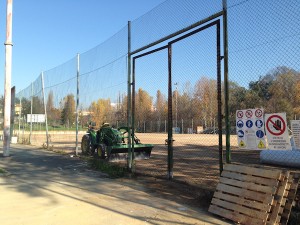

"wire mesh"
[15, 26, 128, 152]
[80, 26, 128, 75]
[12, 0, 300, 194]
[170, 23, 221, 190]
[78, 27, 128, 162]
[15, 75, 44, 145]
[227, 0, 300, 166]
[42, 57, 77, 151]
[131, 0, 222, 52]
[133, 47, 169, 178]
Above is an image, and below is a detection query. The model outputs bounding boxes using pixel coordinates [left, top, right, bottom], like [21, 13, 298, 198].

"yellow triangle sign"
[239, 140, 245, 147]
[258, 140, 265, 149]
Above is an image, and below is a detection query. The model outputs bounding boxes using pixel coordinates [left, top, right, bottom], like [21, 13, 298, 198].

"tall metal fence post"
[10, 86, 15, 139]
[167, 43, 174, 179]
[127, 21, 133, 171]
[41, 72, 49, 148]
[223, 0, 231, 163]
[217, 20, 224, 174]
[192, 119, 194, 133]
[18, 94, 22, 141]
[29, 82, 33, 144]
[22, 115, 25, 141]
[75, 53, 80, 155]
[132, 57, 136, 170]
[181, 119, 183, 134]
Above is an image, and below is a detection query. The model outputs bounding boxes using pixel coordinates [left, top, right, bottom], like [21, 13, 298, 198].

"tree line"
[12, 66, 300, 132]
[229, 66, 300, 122]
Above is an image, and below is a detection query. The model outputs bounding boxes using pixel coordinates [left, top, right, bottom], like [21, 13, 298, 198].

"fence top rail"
[130, 11, 223, 56]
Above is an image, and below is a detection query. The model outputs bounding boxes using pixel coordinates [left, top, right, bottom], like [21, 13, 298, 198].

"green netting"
[131, 0, 222, 52]
[13, 0, 300, 193]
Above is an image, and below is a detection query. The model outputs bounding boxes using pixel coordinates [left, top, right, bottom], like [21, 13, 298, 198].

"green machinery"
[81, 123, 153, 162]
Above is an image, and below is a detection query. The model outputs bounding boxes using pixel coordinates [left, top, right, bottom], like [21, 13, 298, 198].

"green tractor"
[81, 122, 98, 155]
[81, 123, 153, 162]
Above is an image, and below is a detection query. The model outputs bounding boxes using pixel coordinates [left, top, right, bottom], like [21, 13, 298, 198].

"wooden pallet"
[279, 173, 300, 225]
[209, 164, 287, 225]
[267, 171, 290, 225]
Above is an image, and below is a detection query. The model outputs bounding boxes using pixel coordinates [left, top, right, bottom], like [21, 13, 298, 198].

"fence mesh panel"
[43, 57, 77, 151]
[227, 0, 300, 165]
[12, 0, 300, 194]
[133, 48, 169, 178]
[131, 0, 222, 52]
[15, 75, 44, 145]
[170, 24, 221, 190]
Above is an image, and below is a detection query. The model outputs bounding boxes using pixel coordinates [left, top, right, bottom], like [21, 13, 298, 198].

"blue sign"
[246, 120, 253, 128]
[255, 120, 263, 129]
[256, 130, 264, 138]
[237, 120, 244, 128]
[237, 130, 244, 138]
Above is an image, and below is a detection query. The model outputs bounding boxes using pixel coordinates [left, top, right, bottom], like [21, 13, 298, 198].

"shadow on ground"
[0, 144, 232, 225]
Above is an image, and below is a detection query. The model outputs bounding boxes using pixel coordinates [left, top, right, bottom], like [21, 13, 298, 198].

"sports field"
[25, 131, 262, 191]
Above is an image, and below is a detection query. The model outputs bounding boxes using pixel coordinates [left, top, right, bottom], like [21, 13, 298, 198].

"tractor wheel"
[96, 144, 106, 159]
[81, 134, 91, 155]
[90, 145, 96, 156]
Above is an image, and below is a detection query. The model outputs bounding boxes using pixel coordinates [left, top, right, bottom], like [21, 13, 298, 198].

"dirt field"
[133, 133, 260, 191]
[19, 131, 261, 193]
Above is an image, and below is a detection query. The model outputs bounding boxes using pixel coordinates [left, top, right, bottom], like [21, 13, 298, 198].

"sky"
[0, 0, 166, 94]
[0, 0, 299, 101]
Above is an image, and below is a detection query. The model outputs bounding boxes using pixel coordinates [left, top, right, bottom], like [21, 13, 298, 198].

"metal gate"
[131, 19, 223, 190]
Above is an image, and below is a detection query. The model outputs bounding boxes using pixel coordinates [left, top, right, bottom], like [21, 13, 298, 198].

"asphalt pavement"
[0, 144, 233, 225]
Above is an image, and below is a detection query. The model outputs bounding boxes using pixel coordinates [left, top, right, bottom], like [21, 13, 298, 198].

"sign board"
[173, 127, 180, 134]
[265, 113, 291, 150]
[27, 114, 46, 123]
[187, 128, 193, 134]
[236, 108, 266, 150]
[291, 120, 300, 149]
[196, 126, 203, 134]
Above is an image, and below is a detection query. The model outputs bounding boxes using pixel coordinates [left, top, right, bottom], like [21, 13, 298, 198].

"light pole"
[3, 0, 13, 156]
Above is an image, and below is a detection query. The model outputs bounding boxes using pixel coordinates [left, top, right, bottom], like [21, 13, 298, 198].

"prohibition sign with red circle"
[255, 109, 263, 118]
[245, 110, 253, 118]
[266, 115, 286, 136]
[237, 111, 243, 118]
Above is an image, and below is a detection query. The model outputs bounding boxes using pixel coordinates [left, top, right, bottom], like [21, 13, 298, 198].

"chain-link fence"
[15, 74, 44, 145]
[12, 0, 300, 192]
[227, 0, 300, 166]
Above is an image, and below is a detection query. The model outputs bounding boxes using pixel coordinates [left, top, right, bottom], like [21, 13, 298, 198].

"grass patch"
[88, 158, 126, 178]
[0, 168, 7, 174]
[53, 149, 66, 154]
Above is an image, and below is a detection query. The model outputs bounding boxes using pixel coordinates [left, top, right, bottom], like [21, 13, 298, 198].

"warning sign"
[235, 108, 266, 150]
[237, 111, 243, 118]
[265, 113, 291, 150]
[258, 140, 265, 149]
[255, 109, 263, 118]
[266, 115, 286, 136]
[239, 140, 246, 147]
[245, 110, 253, 118]
[291, 120, 300, 149]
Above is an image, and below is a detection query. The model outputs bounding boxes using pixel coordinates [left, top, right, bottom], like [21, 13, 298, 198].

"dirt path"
[0, 144, 232, 225]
